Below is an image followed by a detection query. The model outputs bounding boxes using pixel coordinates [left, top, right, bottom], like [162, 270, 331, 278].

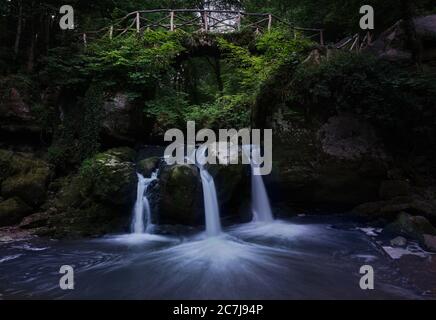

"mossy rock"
[1, 168, 51, 207]
[44, 202, 128, 238]
[79, 148, 137, 206]
[137, 157, 160, 177]
[159, 164, 201, 225]
[0, 197, 32, 227]
[105, 147, 136, 162]
[0, 150, 52, 207]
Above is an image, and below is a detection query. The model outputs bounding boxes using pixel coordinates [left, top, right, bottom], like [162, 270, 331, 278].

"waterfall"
[131, 171, 158, 234]
[196, 145, 222, 237]
[243, 145, 274, 223]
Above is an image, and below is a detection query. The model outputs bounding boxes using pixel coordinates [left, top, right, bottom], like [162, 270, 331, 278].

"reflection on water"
[0, 217, 431, 299]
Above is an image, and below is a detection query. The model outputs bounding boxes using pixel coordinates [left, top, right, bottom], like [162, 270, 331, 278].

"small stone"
[390, 236, 407, 247]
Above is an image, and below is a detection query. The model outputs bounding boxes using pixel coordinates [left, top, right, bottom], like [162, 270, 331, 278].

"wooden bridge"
[81, 9, 325, 46]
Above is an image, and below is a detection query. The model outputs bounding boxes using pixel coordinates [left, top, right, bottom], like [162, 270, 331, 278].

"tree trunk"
[14, 2, 23, 57]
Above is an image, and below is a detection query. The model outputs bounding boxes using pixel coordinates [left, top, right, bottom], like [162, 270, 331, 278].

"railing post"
[267, 14, 272, 32]
[203, 11, 208, 32]
[170, 11, 174, 31]
[320, 29, 324, 46]
[136, 11, 140, 33]
[83, 33, 87, 47]
[109, 25, 113, 39]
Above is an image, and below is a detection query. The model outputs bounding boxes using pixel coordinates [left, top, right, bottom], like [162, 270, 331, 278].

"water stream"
[131, 171, 158, 234]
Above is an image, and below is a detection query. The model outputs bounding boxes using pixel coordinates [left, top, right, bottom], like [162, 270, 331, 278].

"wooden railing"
[80, 9, 324, 46]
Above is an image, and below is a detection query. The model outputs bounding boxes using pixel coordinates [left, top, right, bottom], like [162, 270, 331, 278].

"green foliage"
[84, 31, 186, 90]
[48, 83, 104, 171]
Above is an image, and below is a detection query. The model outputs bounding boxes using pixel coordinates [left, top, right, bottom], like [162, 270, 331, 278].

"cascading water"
[243, 145, 274, 223]
[131, 170, 158, 234]
[196, 145, 222, 237]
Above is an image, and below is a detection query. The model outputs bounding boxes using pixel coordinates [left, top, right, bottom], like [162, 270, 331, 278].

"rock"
[0, 87, 40, 136]
[268, 114, 388, 209]
[101, 93, 145, 143]
[423, 234, 436, 252]
[159, 164, 201, 225]
[19, 212, 50, 229]
[0, 152, 51, 207]
[384, 212, 436, 242]
[318, 114, 387, 160]
[0, 88, 32, 121]
[80, 148, 137, 206]
[0, 198, 32, 227]
[352, 194, 436, 222]
[369, 15, 436, 64]
[1, 169, 51, 207]
[390, 236, 407, 247]
[137, 157, 160, 177]
[379, 180, 410, 200]
[207, 162, 246, 210]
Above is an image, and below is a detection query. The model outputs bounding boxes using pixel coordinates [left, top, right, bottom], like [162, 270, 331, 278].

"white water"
[131, 171, 158, 234]
[243, 145, 274, 223]
[196, 145, 222, 237]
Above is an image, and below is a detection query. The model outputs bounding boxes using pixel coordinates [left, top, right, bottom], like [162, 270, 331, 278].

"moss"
[137, 157, 160, 177]
[0, 197, 32, 227]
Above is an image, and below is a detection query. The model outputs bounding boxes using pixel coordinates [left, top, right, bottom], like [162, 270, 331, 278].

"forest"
[1, 0, 436, 300]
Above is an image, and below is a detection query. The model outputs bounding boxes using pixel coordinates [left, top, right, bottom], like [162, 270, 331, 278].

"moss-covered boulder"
[137, 157, 160, 177]
[79, 148, 138, 205]
[0, 151, 51, 207]
[0, 197, 32, 227]
[159, 164, 201, 225]
[28, 148, 139, 238]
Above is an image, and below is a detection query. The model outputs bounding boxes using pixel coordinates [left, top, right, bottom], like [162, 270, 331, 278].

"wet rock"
[159, 164, 201, 225]
[379, 180, 410, 200]
[384, 212, 436, 243]
[390, 236, 407, 247]
[137, 157, 160, 177]
[0, 198, 32, 227]
[207, 162, 246, 210]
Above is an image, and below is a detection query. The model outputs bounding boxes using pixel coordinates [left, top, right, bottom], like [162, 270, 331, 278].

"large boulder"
[0, 197, 32, 227]
[35, 148, 138, 238]
[271, 115, 388, 208]
[0, 151, 52, 207]
[101, 93, 146, 143]
[159, 164, 202, 225]
[80, 147, 138, 205]
[207, 162, 247, 215]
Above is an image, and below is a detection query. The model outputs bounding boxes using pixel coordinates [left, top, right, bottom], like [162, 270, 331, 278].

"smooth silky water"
[0, 216, 424, 299]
